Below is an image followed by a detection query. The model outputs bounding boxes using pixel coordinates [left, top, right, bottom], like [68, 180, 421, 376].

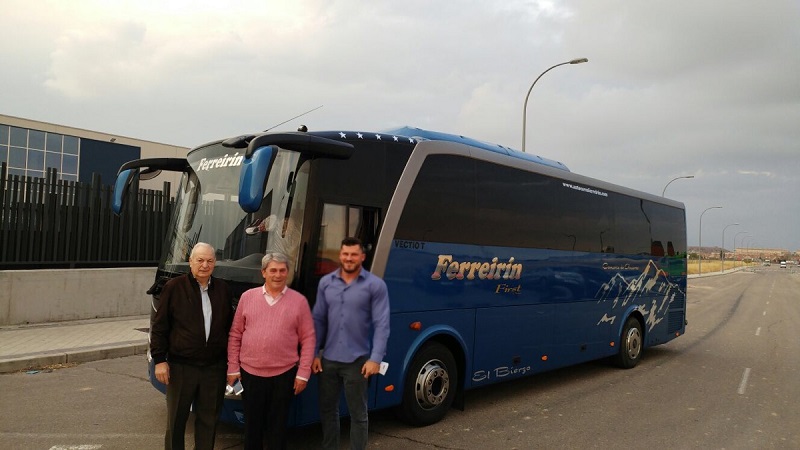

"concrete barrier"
[0, 267, 156, 325]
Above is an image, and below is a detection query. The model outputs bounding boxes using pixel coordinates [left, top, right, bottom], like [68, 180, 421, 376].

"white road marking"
[755, 327, 761, 336]
[2, 432, 242, 440]
[737, 368, 751, 395]
[49, 446, 102, 450]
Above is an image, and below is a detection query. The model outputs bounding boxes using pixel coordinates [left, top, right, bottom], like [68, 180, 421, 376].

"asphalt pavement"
[0, 315, 149, 373]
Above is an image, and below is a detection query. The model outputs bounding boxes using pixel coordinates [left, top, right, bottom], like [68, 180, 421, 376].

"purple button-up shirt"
[313, 268, 391, 364]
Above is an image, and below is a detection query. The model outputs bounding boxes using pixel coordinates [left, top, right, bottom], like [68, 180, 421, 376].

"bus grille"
[667, 310, 684, 334]
[670, 294, 686, 309]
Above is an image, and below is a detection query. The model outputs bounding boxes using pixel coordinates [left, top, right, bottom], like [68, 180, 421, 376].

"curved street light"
[721, 223, 739, 273]
[522, 58, 588, 153]
[698, 206, 722, 276]
[662, 175, 695, 197]
[733, 231, 748, 268]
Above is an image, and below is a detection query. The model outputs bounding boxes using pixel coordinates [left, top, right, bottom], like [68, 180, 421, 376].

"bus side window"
[651, 241, 665, 257]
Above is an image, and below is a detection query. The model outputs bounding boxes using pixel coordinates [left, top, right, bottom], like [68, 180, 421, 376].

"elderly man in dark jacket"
[151, 242, 233, 450]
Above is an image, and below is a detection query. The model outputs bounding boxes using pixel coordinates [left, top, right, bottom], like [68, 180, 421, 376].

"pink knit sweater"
[227, 286, 315, 380]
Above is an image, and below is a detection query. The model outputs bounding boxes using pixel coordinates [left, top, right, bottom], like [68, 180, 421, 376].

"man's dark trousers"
[164, 361, 227, 450]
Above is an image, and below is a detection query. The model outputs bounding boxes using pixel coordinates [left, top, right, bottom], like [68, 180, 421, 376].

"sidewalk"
[0, 315, 150, 373]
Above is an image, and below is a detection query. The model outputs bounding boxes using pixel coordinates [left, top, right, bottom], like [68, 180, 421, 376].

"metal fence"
[0, 162, 173, 269]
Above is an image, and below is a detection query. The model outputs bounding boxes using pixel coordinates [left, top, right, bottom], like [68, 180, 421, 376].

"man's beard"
[341, 262, 360, 274]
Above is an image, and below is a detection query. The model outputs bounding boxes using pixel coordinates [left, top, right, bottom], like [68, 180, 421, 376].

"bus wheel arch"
[396, 338, 463, 426]
[614, 313, 644, 369]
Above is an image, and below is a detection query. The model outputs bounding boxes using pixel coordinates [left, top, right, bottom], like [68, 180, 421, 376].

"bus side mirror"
[238, 145, 276, 213]
[112, 168, 137, 215]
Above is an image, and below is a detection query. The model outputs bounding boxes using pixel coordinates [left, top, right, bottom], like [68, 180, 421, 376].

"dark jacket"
[150, 272, 233, 366]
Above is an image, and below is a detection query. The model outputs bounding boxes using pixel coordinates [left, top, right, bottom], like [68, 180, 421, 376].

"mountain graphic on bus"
[595, 260, 685, 332]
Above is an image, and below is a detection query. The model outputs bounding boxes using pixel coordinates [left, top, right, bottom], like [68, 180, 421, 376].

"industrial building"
[0, 113, 187, 188]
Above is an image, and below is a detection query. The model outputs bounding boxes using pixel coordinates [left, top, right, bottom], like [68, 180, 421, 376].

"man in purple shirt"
[312, 237, 390, 450]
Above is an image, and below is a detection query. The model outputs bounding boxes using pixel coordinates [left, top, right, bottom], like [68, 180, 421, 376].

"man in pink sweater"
[227, 253, 315, 450]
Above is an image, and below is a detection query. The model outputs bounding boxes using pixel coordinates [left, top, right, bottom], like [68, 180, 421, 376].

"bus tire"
[614, 316, 643, 369]
[397, 342, 458, 426]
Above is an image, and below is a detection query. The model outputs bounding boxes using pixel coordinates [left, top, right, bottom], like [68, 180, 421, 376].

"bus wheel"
[614, 316, 643, 369]
[397, 342, 458, 426]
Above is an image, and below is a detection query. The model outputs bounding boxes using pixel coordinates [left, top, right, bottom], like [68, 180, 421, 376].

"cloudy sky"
[2, 0, 799, 251]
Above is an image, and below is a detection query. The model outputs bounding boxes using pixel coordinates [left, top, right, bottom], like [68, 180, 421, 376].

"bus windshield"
[161, 142, 308, 285]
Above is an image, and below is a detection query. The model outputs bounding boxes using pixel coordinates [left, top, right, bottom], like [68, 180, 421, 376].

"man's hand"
[155, 362, 170, 385]
[293, 378, 308, 395]
[312, 357, 323, 374]
[226, 373, 240, 386]
[361, 360, 380, 379]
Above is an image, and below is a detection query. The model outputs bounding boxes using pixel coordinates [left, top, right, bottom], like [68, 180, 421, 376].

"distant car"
[780, 261, 787, 268]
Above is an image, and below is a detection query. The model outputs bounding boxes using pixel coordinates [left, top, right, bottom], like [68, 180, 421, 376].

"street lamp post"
[721, 223, 739, 273]
[698, 206, 722, 276]
[662, 175, 695, 197]
[522, 58, 588, 153]
[742, 237, 754, 263]
[733, 231, 748, 268]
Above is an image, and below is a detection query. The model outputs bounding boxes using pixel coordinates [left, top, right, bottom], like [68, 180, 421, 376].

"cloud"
[2, 0, 799, 250]
[737, 170, 775, 178]
[45, 21, 149, 98]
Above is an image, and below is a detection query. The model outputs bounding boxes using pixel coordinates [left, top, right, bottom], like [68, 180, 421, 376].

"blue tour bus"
[113, 125, 687, 426]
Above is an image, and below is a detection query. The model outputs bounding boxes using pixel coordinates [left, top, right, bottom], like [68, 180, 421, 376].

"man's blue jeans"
[318, 356, 369, 450]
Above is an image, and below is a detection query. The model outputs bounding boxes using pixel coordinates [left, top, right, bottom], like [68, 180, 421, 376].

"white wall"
[0, 268, 155, 325]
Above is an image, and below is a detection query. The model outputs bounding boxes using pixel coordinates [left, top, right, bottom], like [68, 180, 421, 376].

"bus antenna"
[264, 105, 323, 132]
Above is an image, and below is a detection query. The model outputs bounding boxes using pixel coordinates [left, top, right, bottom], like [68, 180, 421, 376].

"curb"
[0, 341, 148, 374]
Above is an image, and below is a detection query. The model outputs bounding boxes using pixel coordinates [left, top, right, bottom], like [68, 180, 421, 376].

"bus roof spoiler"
[232, 133, 354, 159]
[117, 158, 190, 178]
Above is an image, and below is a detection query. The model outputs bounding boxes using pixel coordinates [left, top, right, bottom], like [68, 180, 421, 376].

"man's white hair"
[261, 252, 289, 269]
[190, 242, 215, 259]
